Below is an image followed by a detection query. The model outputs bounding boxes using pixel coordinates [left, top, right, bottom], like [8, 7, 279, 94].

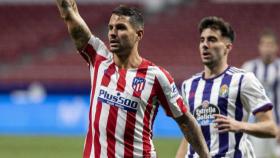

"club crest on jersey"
[194, 100, 220, 126]
[219, 84, 229, 98]
[171, 83, 179, 99]
[132, 77, 146, 92]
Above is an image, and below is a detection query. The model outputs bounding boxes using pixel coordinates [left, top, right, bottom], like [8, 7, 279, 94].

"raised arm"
[56, 0, 91, 49]
[175, 112, 210, 158]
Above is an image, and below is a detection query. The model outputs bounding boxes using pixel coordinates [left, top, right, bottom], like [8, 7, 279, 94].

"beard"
[109, 43, 127, 55]
[202, 52, 224, 68]
[110, 45, 133, 58]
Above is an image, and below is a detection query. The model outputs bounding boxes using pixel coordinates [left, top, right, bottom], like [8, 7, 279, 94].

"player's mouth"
[110, 40, 120, 47]
[202, 51, 211, 57]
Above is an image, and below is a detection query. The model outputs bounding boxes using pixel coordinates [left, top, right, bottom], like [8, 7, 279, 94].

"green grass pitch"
[0, 136, 181, 158]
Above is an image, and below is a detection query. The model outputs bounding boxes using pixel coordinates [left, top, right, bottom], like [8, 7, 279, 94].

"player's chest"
[188, 78, 241, 125]
[94, 65, 157, 111]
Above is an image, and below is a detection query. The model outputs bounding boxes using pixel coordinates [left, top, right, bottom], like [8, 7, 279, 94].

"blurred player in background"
[176, 16, 278, 158]
[55, 0, 210, 158]
[242, 30, 280, 158]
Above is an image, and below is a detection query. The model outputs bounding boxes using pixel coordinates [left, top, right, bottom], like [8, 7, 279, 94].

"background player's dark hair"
[112, 5, 144, 30]
[199, 16, 235, 42]
[259, 29, 278, 42]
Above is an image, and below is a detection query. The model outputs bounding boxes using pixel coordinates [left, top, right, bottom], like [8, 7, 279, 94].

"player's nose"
[109, 28, 117, 38]
[202, 44, 208, 50]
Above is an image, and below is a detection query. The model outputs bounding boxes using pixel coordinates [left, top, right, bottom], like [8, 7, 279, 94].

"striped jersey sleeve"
[155, 67, 187, 118]
[79, 35, 112, 64]
[181, 79, 192, 108]
[240, 72, 273, 115]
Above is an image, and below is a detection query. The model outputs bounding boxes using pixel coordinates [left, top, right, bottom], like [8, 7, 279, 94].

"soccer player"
[176, 16, 278, 158]
[242, 30, 280, 158]
[55, 1, 210, 158]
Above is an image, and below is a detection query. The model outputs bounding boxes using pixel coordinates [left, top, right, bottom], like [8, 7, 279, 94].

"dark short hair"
[112, 5, 144, 29]
[260, 29, 278, 42]
[199, 16, 235, 42]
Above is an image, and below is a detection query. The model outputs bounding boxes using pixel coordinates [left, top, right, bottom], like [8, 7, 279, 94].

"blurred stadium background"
[1, 0, 280, 157]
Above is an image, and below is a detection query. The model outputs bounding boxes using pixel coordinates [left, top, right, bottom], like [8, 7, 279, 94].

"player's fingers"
[214, 118, 228, 124]
[213, 114, 227, 119]
[217, 128, 229, 133]
[215, 124, 229, 129]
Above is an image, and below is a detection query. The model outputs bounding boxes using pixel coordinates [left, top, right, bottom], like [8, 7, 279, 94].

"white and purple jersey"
[182, 66, 272, 158]
[242, 58, 280, 124]
[79, 35, 187, 158]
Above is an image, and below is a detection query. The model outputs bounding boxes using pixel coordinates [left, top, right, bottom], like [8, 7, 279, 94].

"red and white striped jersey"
[80, 35, 187, 158]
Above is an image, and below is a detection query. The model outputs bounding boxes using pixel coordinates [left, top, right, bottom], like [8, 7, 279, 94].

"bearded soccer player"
[56, 1, 210, 158]
[176, 16, 277, 158]
[242, 30, 280, 158]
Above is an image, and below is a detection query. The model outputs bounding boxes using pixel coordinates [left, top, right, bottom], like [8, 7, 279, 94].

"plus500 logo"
[98, 89, 138, 112]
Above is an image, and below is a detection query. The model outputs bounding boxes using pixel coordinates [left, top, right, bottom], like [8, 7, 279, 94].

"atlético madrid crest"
[132, 77, 146, 92]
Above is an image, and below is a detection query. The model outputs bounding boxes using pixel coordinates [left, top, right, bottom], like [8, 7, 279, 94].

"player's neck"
[261, 57, 275, 65]
[113, 48, 142, 69]
[204, 63, 228, 79]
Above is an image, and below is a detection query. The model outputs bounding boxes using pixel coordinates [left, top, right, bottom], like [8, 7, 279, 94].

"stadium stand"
[1, 0, 280, 92]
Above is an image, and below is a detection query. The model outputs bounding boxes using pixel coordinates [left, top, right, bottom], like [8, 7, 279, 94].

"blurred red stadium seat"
[1, 1, 280, 89]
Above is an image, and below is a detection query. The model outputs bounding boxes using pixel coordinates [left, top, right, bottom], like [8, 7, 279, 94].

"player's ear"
[226, 42, 233, 52]
[136, 29, 144, 41]
[224, 38, 232, 53]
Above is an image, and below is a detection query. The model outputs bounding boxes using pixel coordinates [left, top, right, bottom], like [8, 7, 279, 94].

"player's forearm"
[175, 113, 210, 158]
[56, 0, 78, 21]
[277, 126, 280, 143]
[56, 0, 91, 49]
[240, 120, 277, 138]
[175, 138, 188, 158]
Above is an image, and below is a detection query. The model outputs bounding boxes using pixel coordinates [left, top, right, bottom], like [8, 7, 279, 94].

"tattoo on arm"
[61, 0, 78, 13]
[57, 0, 91, 49]
[70, 25, 90, 48]
[175, 113, 209, 158]
[70, 24, 91, 49]
[61, 0, 71, 9]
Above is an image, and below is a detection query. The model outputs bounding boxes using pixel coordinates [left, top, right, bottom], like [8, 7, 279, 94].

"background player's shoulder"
[193, 72, 203, 78]
[192, 72, 203, 80]
[227, 66, 246, 75]
[186, 72, 203, 81]
[182, 72, 202, 85]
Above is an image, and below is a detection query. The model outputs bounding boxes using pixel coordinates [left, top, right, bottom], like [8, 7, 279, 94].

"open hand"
[213, 114, 243, 133]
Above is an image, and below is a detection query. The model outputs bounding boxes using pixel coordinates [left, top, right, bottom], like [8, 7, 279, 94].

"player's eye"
[200, 37, 205, 43]
[208, 37, 218, 42]
[116, 24, 127, 30]
[108, 25, 113, 30]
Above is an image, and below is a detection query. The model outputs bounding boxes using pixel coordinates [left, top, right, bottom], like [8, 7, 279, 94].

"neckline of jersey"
[202, 65, 231, 81]
[115, 57, 148, 71]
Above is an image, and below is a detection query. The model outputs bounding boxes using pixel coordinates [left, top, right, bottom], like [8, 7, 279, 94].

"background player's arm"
[244, 110, 277, 137]
[175, 112, 210, 158]
[175, 80, 194, 158]
[277, 126, 280, 143]
[213, 72, 277, 137]
[175, 138, 188, 158]
[214, 110, 277, 138]
[56, 0, 91, 50]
